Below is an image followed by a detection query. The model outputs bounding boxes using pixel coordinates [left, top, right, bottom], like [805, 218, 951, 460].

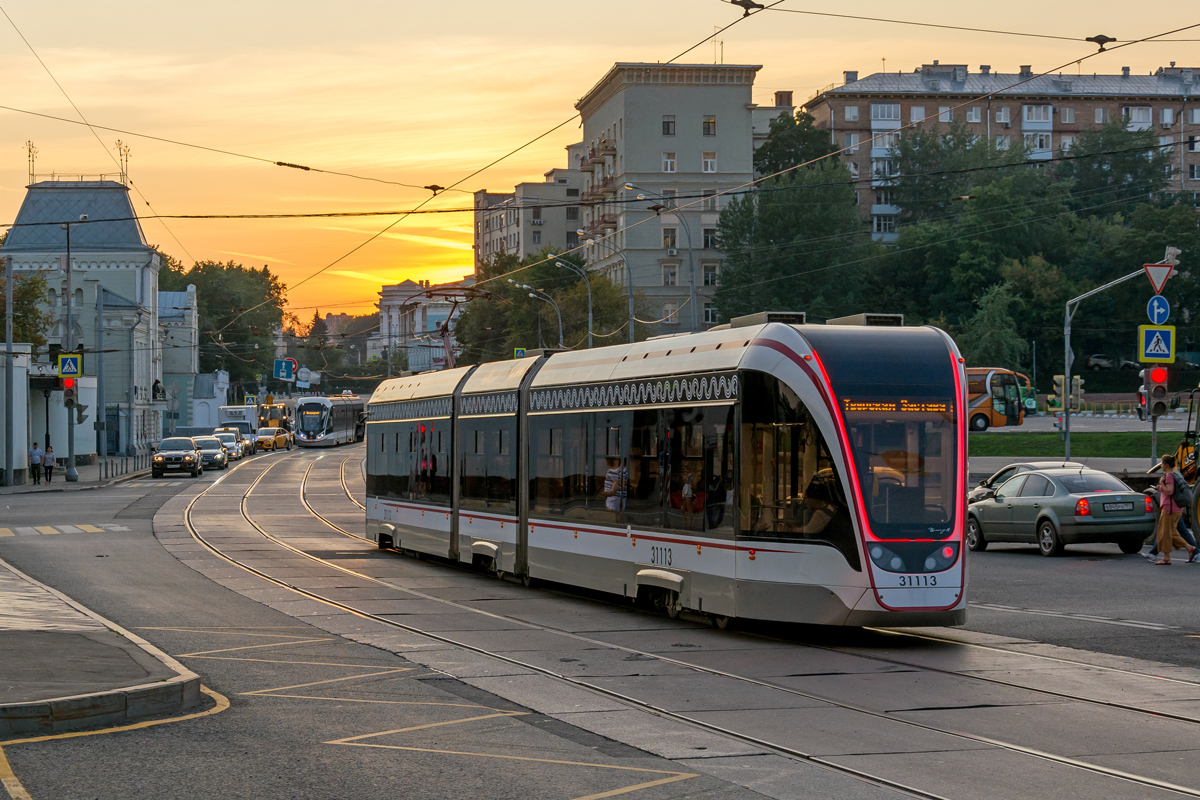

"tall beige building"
[805, 62, 1200, 242]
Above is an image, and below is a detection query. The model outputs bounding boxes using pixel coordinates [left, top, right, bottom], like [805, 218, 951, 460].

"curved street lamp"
[555, 260, 592, 348]
[509, 280, 565, 349]
[578, 229, 634, 344]
[625, 182, 697, 333]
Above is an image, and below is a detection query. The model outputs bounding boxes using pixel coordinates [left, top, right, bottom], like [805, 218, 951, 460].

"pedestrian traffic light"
[1147, 366, 1170, 417]
[1137, 384, 1148, 421]
[1071, 375, 1084, 410]
[62, 377, 77, 407]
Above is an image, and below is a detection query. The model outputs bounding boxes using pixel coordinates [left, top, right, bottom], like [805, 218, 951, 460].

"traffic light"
[1052, 375, 1066, 408]
[1071, 375, 1084, 410]
[1137, 383, 1148, 421]
[1147, 365, 1170, 417]
[62, 377, 77, 407]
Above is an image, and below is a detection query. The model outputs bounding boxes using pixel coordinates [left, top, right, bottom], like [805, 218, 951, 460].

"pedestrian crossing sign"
[1138, 324, 1175, 363]
[57, 353, 82, 377]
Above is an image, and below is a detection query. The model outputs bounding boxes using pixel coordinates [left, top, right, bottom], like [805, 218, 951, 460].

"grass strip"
[968, 431, 1180, 458]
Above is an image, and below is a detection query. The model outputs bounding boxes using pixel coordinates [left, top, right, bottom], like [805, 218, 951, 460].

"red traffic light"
[1150, 367, 1168, 383]
[63, 377, 75, 389]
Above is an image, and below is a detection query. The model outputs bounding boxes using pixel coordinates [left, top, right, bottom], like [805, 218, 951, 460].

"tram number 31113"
[650, 546, 673, 567]
[898, 575, 938, 587]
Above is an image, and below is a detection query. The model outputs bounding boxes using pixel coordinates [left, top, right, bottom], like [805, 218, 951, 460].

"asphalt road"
[1, 449, 1198, 799]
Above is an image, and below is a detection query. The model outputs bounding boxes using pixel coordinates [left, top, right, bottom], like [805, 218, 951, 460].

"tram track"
[176, 449, 1200, 799]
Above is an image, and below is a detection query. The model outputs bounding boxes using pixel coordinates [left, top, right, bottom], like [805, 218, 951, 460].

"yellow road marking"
[136, 626, 310, 631]
[182, 656, 408, 668]
[76, 524, 104, 533]
[0, 529, 13, 538]
[242, 668, 414, 695]
[142, 627, 319, 638]
[240, 693, 492, 708]
[329, 712, 528, 743]
[178, 637, 332, 657]
[1, 686, 229, 746]
[0, 745, 33, 800]
[34, 527, 59, 536]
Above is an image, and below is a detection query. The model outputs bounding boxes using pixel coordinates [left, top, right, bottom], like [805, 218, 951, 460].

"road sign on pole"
[244, 395, 258, 406]
[57, 353, 82, 378]
[513, 348, 527, 359]
[1139, 324, 1175, 363]
[1147, 295, 1171, 325]
[273, 359, 294, 380]
[1145, 263, 1175, 294]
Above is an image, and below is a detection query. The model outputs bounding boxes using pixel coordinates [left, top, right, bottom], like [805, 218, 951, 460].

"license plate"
[1103, 502, 1134, 512]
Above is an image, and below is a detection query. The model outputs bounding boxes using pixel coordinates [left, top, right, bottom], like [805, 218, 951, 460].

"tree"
[1055, 119, 1173, 216]
[752, 110, 839, 176]
[956, 283, 1028, 367]
[0, 271, 54, 350]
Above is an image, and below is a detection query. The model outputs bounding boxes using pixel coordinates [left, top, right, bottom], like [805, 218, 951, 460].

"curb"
[0, 558, 202, 739]
[0, 469, 153, 496]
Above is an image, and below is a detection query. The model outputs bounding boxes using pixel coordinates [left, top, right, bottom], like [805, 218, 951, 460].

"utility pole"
[96, 287, 105, 466]
[61, 217, 85, 482]
[4, 255, 13, 486]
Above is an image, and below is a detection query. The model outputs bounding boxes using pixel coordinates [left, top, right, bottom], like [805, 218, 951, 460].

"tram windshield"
[298, 405, 328, 434]
[801, 327, 959, 541]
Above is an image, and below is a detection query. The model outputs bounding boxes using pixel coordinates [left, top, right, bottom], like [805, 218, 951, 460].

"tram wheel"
[521, 573, 534, 588]
[712, 615, 731, 630]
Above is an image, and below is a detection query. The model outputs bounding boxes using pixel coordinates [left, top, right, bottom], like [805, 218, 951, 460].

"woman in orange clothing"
[1154, 455, 1198, 565]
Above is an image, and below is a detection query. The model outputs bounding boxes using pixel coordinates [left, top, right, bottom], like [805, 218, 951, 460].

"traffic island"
[0, 557, 201, 738]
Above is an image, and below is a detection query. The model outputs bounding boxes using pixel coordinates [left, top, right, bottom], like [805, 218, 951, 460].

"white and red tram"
[365, 321, 967, 627]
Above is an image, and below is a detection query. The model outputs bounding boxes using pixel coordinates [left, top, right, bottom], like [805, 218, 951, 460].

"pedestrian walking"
[27, 442, 41, 485]
[43, 445, 54, 483]
[1153, 455, 1197, 565]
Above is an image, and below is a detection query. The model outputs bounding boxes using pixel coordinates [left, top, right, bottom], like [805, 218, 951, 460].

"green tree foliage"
[752, 110, 839, 176]
[956, 283, 1029, 366]
[714, 159, 874, 321]
[159, 257, 287, 385]
[455, 249, 652, 365]
[1056, 119, 1173, 216]
[0, 271, 54, 349]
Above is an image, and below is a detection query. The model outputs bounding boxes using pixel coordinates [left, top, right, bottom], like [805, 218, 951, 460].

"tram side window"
[459, 417, 517, 514]
[739, 371, 860, 570]
[589, 412, 633, 525]
[529, 414, 590, 518]
[408, 419, 451, 507]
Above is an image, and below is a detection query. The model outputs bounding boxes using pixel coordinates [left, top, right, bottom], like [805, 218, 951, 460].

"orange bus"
[966, 368, 1025, 431]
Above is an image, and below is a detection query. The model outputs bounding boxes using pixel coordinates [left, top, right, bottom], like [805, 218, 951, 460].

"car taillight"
[1075, 498, 1091, 516]
[1145, 495, 1154, 514]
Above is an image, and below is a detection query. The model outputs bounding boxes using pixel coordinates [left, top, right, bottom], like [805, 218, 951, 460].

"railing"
[99, 451, 153, 480]
[807, 82, 837, 103]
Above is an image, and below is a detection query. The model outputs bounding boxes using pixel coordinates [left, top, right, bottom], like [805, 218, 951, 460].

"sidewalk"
[0, 557, 200, 737]
[0, 460, 150, 496]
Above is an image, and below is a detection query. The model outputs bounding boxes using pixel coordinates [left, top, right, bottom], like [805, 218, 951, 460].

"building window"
[662, 115, 676, 136]
[704, 303, 719, 324]
[532, 231, 542, 245]
[1190, 164, 1200, 181]
[662, 152, 676, 173]
[939, 106, 952, 122]
[702, 189, 718, 210]
[871, 103, 900, 121]
[1160, 135, 1175, 155]
[872, 215, 896, 234]
[878, 131, 900, 149]
[662, 228, 678, 249]
[1059, 134, 1077, 151]
[1025, 105, 1051, 122]
[566, 232, 579, 248]
[663, 303, 679, 324]
[1190, 109, 1200, 124]
[662, 189, 677, 209]
[911, 106, 925, 123]
[871, 159, 895, 178]
[566, 206, 579, 220]
[966, 106, 981, 123]
[702, 152, 717, 173]
[995, 135, 1011, 150]
[875, 189, 894, 206]
[1125, 106, 1152, 125]
[1060, 107, 1075, 124]
[844, 133, 860, 152]
[848, 161, 859, 178]
[996, 107, 1011, 124]
[703, 264, 719, 286]
[703, 228, 717, 249]
[1162, 108, 1175, 125]
[566, 188, 579, 197]
[845, 105, 859, 122]
[662, 266, 678, 286]
[703, 115, 717, 136]
[1095, 108, 1110, 124]
[1026, 132, 1051, 150]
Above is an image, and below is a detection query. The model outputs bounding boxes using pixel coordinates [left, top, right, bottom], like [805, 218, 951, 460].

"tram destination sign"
[843, 399, 953, 414]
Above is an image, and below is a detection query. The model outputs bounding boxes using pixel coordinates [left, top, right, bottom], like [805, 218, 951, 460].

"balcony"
[597, 175, 616, 195]
[580, 184, 602, 202]
[598, 140, 616, 157]
[599, 214, 618, 228]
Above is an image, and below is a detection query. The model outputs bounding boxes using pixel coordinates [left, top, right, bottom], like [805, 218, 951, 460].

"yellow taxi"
[256, 427, 292, 452]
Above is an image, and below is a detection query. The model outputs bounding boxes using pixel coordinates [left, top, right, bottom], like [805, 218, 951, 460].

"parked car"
[969, 461, 1086, 503]
[152, 437, 204, 478]
[193, 436, 229, 470]
[1086, 354, 1114, 370]
[213, 431, 243, 460]
[1119, 358, 1141, 370]
[967, 468, 1154, 556]
[256, 427, 292, 452]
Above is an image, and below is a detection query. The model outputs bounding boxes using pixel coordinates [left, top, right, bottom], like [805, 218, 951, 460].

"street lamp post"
[508, 280, 564, 349]
[579, 229, 635, 344]
[555, 260, 592, 348]
[60, 215, 86, 482]
[625, 183, 697, 333]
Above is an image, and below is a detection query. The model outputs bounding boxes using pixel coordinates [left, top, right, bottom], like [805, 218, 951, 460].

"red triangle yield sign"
[1145, 263, 1175, 295]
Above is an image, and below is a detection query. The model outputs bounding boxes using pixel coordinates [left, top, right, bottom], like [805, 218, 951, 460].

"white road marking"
[970, 602, 1179, 631]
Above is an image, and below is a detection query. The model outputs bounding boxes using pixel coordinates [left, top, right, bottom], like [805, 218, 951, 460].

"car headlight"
[184, 455, 194, 461]
[154, 455, 163, 462]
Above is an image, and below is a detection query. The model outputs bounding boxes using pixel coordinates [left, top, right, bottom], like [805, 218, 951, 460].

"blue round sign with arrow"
[1147, 295, 1171, 325]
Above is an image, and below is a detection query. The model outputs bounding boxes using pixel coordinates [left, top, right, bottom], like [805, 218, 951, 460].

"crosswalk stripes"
[0, 523, 132, 537]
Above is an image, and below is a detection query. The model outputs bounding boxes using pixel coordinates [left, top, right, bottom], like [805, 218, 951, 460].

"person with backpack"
[1144, 456, 1200, 562]
[1151, 455, 1198, 565]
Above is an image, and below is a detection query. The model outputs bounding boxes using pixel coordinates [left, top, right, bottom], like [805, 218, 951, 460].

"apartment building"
[366, 275, 475, 370]
[473, 143, 587, 274]
[574, 63, 792, 332]
[805, 62, 1200, 242]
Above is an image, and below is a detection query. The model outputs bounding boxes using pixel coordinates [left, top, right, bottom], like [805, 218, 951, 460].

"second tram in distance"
[295, 395, 366, 446]
[364, 321, 967, 627]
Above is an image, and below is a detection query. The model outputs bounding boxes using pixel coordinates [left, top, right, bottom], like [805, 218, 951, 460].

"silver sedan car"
[967, 468, 1154, 556]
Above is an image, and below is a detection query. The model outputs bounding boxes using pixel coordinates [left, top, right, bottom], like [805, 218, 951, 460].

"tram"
[295, 395, 366, 446]
[364, 321, 967, 627]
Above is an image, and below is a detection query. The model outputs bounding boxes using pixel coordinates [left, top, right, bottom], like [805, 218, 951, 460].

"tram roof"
[529, 325, 765, 388]
[460, 356, 541, 395]
[369, 365, 474, 405]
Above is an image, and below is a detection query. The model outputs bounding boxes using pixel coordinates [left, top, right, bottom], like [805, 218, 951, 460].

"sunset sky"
[0, 0, 1192, 315]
